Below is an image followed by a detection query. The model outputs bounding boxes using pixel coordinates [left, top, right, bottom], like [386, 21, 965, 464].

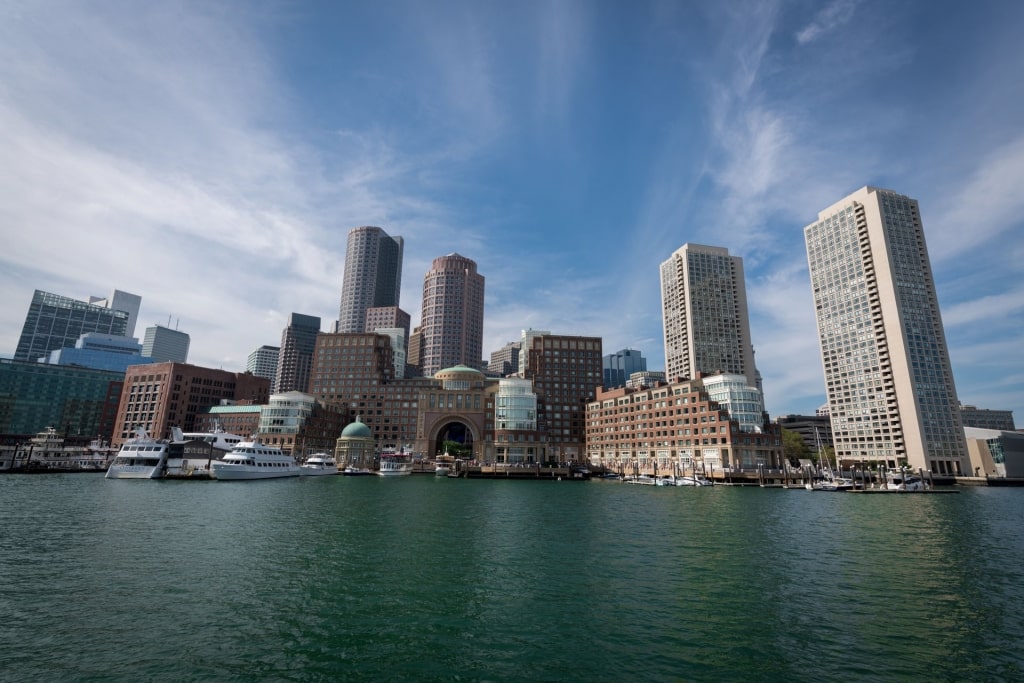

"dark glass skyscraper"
[274, 313, 322, 394]
[336, 226, 404, 334]
[602, 348, 647, 389]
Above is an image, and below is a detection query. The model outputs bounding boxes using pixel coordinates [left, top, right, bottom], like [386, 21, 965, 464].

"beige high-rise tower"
[419, 253, 485, 377]
[804, 186, 967, 474]
[659, 244, 758, 387]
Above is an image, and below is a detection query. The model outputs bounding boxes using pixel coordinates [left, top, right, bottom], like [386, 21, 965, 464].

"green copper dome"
[341, 419, 371, 438]
[435, 364, 484, 378]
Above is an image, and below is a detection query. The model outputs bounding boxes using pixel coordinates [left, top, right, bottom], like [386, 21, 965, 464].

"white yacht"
[886, 469, 926, 492]
[105, 429, 170, 479]
[180, 426, 245, 452]
[676, 475, 713, 486]
[300, 453, 339, 476]
[212, 440, 300, 480]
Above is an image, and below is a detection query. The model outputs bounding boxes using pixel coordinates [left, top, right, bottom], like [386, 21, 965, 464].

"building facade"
[88, 289, 142, 338]
[586, 375, 783, 475]
[805, 186, 968, 473]
[45, 332, 154, 373]
[142, 325, 190, 363]
[194, 404, 263, 437]
[274, 313, 321, 394]
[111, 362, 270, 445]
[246, 345, 280, 383]
[660, 244, 757, 387]
[775, 414, 834, 454]
[603, 348, 647, 389]
[419, 253, 485, 377]
[520, 333, 603, 462]
[488, 341, 521, 377]
[14, 290, 132, 362]
[336, 226, 404, 334]
[959, 405, 1015, 431]
[0, 358, 123, 439]
[256, 391, 349, 458]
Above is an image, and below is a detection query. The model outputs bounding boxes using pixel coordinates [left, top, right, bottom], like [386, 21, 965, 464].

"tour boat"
[377, 453, 413, 476]
[105, 429, 170, 479]
[211, 440, 300, 480]
[300, 453, 339, 476]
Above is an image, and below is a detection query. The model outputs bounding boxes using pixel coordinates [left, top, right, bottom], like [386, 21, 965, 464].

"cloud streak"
[796, 0, 861, 45]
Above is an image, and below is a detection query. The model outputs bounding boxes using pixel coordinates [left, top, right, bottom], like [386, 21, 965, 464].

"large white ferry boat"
[105, 429, 170, 479]
[211, 440, 300, 480]
[165, 426, 246, 478]
[377, 450, 414, 476]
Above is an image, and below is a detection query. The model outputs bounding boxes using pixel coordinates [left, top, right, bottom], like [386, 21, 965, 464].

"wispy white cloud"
[927, 135, 1024, 262]
[534, 1, 588, 122]
[942, 287, 1024, 327]
[796, 0, 861, 45]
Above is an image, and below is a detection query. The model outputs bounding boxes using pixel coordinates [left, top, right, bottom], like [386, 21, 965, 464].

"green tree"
[782, 428, 809, 465]
[442, 440, 471, 458]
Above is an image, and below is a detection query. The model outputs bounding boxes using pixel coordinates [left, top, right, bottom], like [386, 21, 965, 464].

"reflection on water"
[0, 475, 1021, 681]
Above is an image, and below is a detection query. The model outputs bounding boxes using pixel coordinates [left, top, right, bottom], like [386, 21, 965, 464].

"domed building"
[335, 417, 374, 469]
[418, 365, 497, 461]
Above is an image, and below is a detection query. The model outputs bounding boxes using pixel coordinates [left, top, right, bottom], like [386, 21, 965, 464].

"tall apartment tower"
[804, 186, 968, 474]
[247, 345, 280, 382]
[142, 325, 190, 363]
[14, 289, 134, 362]
[603, 348, 647, 389]
[660, 244, 757, 386]
[419, 253, 485, 377]
[336, 226, 404, 334]
[274, 313, 322, 394]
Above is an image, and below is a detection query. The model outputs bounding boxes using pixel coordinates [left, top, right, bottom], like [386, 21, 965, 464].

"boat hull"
[211, 464, 301, 480]
[299, 466, 339, 476]
[105, 465, 164, 479]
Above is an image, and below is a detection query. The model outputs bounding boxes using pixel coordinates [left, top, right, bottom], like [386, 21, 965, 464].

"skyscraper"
[88, 289, 142, 338]
[336, 226, 404, 334]
[247, 345, 280, 382]
[660, 244, 757, 386]
[804, 186, 967, 474]
[274, 313, 322, 394]
[142, 325, 190, 363]
[603, 348, 647, 389]
[419, 253, 485, 377]
[14, 289, 135, 362]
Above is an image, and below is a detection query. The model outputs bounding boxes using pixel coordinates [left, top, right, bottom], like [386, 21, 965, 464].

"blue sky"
[1, 0, 1022, 423]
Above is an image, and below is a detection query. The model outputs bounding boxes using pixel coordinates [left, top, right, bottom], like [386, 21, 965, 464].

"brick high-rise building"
[336, 226, 404, 334]
[805, 186, 967, 474]
[419, 253, 485, 378]
[520, 333, 602, 462]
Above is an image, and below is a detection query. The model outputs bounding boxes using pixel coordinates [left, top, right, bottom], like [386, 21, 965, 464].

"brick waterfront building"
[586, 374, 782, 476]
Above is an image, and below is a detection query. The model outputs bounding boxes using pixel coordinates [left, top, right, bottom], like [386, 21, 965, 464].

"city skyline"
[1, 2, 1022, 422]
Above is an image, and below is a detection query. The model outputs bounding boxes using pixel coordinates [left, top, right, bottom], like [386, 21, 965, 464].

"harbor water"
[1, 475, 1022, 682]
